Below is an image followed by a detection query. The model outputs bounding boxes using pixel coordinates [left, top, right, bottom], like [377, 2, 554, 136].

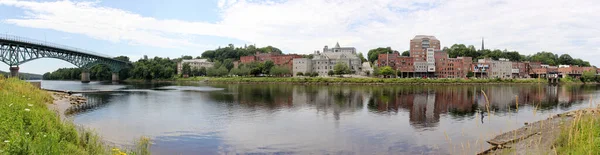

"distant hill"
[0, 70, 43, 80]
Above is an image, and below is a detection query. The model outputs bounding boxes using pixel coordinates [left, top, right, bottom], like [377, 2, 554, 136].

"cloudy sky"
[0, 0, 599, 74]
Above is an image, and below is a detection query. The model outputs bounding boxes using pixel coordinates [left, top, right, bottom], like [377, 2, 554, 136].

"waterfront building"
[177, 59, 214, 75]
[433, 51, 472, 78]
[293, 42, 362, 76]
[240, 53, 301, 70]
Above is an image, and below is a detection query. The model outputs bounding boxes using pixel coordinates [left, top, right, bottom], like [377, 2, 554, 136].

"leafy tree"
[199, 67, 207, 76]
[581, 70, 597, 83]
[182, 63, 191, 76]
[367, 47, 393, 64]
[333, 62, 351, 76]
[379, 66, 394, 77]
[223, 59, 234, 70]
[357, 52, 367, 63]
[191, 67, 200, 77]
[558, 54, 573, 65]
[181, 55, 193, 60]
[263, 61, 275, 74]
[401, 50, 410, 57]
[467, 71, 474, 78]
[270, 66, 291, 76]
[328, 70, 334, 76]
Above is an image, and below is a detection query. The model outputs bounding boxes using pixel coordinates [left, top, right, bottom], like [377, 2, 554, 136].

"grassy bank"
[180, 76, 547, 84]
[555, 113, 600, 154]
[0, 77, 149, 155]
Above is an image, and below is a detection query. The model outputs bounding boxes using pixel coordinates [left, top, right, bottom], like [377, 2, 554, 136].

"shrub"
[296, 72, 304, 76]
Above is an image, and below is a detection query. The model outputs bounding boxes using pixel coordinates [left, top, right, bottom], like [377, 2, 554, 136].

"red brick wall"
[240, 56, 256, 63]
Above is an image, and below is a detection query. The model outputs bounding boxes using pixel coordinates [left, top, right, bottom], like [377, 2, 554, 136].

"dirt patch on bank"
[46, 91, 88, 120]
[480, 108, 600, 155]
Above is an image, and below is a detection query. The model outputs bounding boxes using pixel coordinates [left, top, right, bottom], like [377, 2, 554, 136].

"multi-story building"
[177, 59, 214, 75]
[293, 42, 362, 76]
[410, 35, 440, 77]
[558, 65, 597, 78]
[490, 58, 513, 79]
[434, 51, 472, 78]
[240, 53, 301, 70]
[512, 62, 531, 78]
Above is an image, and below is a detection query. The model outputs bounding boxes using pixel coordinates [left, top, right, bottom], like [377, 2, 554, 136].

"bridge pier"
[112, 73, 119, 83]
[81, 71, 90, 83]
[9, 66, 19, 78]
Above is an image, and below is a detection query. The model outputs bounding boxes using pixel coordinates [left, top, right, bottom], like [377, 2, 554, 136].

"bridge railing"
[0, 34, 113, 58]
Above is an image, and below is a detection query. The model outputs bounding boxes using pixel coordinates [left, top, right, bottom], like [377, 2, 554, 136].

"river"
[41, 80, 600, 154]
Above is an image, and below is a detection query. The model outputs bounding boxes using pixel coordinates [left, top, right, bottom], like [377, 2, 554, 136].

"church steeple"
[335, 42, 340, 48]
[481, 37, 485, 51]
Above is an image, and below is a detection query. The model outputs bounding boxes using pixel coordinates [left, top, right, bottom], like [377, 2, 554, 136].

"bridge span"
[0, 35, 130, 83]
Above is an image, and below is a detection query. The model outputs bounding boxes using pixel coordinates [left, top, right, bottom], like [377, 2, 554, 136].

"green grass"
[183, 76, 546, 84]
[555, 114, 600, 154]
[0, 77, 150, 155]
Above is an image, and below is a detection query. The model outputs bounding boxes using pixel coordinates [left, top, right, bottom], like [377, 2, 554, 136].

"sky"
[0, 0, 599, 74]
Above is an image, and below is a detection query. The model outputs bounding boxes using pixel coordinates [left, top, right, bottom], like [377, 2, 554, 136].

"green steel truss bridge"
[0, 35, 131, 82]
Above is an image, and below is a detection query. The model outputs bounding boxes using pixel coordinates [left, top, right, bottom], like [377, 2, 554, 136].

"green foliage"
[401, 50, 410, 57]
[561, 75, 578, 83]
[223, 59, 234, 70]
[263, 61, 275, 74]
[269, 66, 291, 77]
[357, 52, 367, 63]
[130, 56, 177, 80]
[200, 44, 282, 63]
[207, 66, 229, 77]
[43, 68, 82, 80]
[296, 72, 304, 76]
[367, 47, 393, 64]
[445, 44, 591, 66]
[328, 70, 334, 76]
[555, 115, 600, 154]
[379, 66, 394, 76]
[581, 70, 597, 83]
[181, 55, 193, 60]
[333, 62, 351, 76]
[467, 71, 474, 78]
[182, 63, 191, 75]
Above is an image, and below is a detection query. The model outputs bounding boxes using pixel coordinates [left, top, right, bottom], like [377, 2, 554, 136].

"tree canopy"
[333, 62, 351, 76]
[444, 44, 591, 66]
[200, 44, 283, 62]
[367, 47, 393, 64]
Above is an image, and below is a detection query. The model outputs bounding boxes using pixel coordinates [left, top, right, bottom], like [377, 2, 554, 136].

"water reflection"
[41, 80, 599, 154]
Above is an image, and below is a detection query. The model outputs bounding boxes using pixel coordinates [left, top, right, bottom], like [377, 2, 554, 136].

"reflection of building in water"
[411, 91, 438, 128]
[293, 87, 363, 120]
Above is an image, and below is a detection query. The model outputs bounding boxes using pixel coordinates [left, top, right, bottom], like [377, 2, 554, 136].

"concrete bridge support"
[81, 71, 90, 83]
[9, 66, 19, 78]
[112, 73, 119, 83]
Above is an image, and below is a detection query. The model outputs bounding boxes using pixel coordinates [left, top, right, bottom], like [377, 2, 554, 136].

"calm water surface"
[41, 80, 600, 154]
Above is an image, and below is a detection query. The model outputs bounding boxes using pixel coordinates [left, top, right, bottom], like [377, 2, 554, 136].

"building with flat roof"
[293, 42, 362, 76]
[177, 59, 214, 75]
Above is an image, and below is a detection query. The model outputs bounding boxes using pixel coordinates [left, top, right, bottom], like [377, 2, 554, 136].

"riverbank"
[0, 77, 149, 155]
[481, 107, 600, 154]
[177, 77, 549, 85]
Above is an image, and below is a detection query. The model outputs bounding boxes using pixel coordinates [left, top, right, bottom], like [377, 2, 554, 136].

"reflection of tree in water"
[301, 86, 364, 120]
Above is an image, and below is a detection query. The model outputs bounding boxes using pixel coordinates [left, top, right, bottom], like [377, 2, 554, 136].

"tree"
[401, 50, 410, 57]
[296, 72, 304, 76]
[367, 47, 393, 64]
[581, 70, 597, 83]
[467, 71, 474, 78]
[182, 63, 191, 76]
[263, 61, 275, 74]
[357, 52, 367, 63]
[379, 66, 394, 77]
[191, 67, 200, 77]
[181, 55, 193, 60]
[333, 62, 351, 76]
[558, 54, 574, 65]
[223, 59, 234, 70]
[270, 66, 291, 77]
[199, 67, 207, 76]
[328, 70, 334, 76]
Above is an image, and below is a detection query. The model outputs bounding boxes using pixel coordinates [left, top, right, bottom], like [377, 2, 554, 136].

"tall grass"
[0, 77, 150, 155]
[555, 113, 600, 154]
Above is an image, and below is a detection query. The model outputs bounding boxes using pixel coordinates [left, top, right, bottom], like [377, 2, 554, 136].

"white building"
[293, 42, 362, 76]
[177, 59, 214, 75]
[482, 58, 512, 79]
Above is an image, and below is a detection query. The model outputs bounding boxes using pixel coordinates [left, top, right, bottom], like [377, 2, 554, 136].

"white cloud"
[1, 0, 600, 65]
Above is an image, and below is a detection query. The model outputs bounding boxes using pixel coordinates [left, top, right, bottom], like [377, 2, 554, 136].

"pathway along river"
[41, 80, 600, 154]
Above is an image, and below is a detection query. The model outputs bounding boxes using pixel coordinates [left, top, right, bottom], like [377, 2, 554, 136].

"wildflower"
[8, 103, 12, 107]
[27, 104, 33, 107]
[112, 148, 119, 151]
[43, 135, 47, 137]
[3, 140, 9, 143]
[24, 109, 30, 112]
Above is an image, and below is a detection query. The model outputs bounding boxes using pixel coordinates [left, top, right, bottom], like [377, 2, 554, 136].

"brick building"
[240, 53, 301, 70]
[512, 62, 531, 78]
[434, 51, 472, 78]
